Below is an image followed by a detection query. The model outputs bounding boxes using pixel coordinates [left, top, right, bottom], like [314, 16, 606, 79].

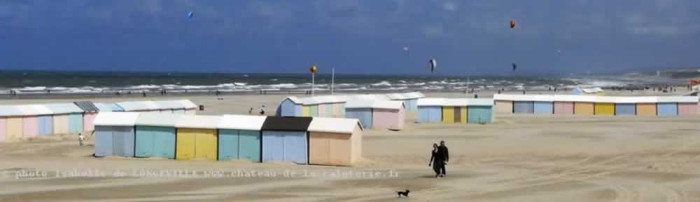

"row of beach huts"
[493, 94, 698, 116]
[94, 113, 363, 166]
[276, 92, 496, 129]
[0, 100, 197, 142]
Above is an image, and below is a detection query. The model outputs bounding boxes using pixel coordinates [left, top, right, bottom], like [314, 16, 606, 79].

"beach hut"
[46, 103, 84, 134]
[345, 100, 375, 128]
[594, 97, 616, 115]
[635, 97, 657, 116]
[134, 113, 181, 159]
[261, 117, 312, 164]
[493, 94, 515, 114]
[278, 97, 303, 117]
[656, 99, 678, 117]
[19, 105, 53, 137]
[93, 112, 139, 157]
[442, 99, 468, 124]
[614, 97, 637, 116]
[0, 106, 24, 141]
[417, 98, 444, 123]
[532, 95, 555, 114]
[513, 95, 535, 114]
[94, 102, 124, 112]
[467, 99, 495, 124]
[308, 117, 363, 166]
[74, 101, 100, 132]
[553, 95, 576, 115]
[217, 115, 266, 162]
[371, 100, 405, 130]
[116, 101, 160, 113]
[675, 96, 698, 116]
[573, 96, 596, 115]
[175, 115, 221, 160]
[387, 92, 424, 113]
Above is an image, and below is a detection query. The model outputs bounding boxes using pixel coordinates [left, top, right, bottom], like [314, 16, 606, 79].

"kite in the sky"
[509, 20, 516, 29]
[187, 11, 194, 19]
[429, 59, 437, 73]
[512, 63, 517, 71]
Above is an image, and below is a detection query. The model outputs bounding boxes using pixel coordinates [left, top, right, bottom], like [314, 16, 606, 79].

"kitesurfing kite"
[509, 20, 516, 29]
[428, 59, 437, 73]
[187, 11, 194, 19]
[512, 63, 517, 71]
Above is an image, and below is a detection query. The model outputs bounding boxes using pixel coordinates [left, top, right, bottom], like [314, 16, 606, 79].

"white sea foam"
[370, 81, 392, 87]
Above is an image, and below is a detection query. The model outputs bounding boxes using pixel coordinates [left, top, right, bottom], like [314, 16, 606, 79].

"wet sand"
[1, 93, 700, 201]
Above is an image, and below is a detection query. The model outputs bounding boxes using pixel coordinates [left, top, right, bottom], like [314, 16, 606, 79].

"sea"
[0, 71, 684, 95]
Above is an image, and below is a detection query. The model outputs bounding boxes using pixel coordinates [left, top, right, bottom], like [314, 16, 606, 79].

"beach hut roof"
[178, 100, 197, 109]
[595, 96, 617, 103]
[657, 96, 698, 103]
[218, 114, 267, 130]
[385, 93, 406, 100]
[442, 99, 469, 106]
[614, 97, 643, 104]
[466, 99, 495, 106]
[347, 94, 390, 101]
[373, 100, 404, 110]
[633, 96, 658, 103]
[417, 98, 444, 106]
[117, 101, 159, 111]
[310, 95, 346, 104]
[135, 113, 182, 127]
[344, 100, 375, 109]
[94, 102, 124, 112]
[493, 94, 520, 101]
[308, 117, 362, 133]
[46, 103, 83, 114]
[74, 101, 100, 112]
[283, 96, 303, 104]
[0, 105, 24, 116]
[261, 117, 312, 131]
[553, 95, 584, 102]
[175, 115, 222, 129]
[19, 105, 53, 116]
[529, 95, 555, 102]
[93, 112, 140, 126]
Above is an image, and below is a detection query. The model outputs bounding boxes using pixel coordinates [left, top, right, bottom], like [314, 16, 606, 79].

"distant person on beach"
[474, 94, 478, 98]
[249, 107, 253, 115]
[142, 91, 146, 97]
[78, 133, 85, 146]
[259, 105, 266, 115]
[429, 143, 441, 177]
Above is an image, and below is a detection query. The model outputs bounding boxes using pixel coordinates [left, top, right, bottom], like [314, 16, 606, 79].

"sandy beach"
[1, 92, 700, 201]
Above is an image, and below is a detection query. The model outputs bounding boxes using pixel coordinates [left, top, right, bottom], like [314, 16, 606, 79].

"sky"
[1, 0, 699, 76]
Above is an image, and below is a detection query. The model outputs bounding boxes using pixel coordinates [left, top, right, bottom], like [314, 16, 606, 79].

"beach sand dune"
[1, 94, 700, 201]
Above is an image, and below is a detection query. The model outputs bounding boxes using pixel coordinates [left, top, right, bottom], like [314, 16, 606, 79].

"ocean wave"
[268, 83, 297, 89]
[370, 81, 392, 87]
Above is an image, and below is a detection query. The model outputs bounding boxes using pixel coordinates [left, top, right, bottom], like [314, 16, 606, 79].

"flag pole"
[331, 68, 335, 95]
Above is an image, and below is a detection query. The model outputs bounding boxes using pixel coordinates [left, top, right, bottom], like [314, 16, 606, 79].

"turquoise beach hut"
[217, 115, 266, 162]
[134, 113, 181, 159]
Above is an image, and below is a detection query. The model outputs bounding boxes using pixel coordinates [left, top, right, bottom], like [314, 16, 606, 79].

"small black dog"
[397, 189, 410, 197]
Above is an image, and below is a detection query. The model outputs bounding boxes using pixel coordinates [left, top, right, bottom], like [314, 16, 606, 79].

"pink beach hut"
[371, 100, 406, 130]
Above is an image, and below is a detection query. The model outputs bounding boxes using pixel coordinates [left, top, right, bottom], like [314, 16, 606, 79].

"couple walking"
[429, 140, 449, 178]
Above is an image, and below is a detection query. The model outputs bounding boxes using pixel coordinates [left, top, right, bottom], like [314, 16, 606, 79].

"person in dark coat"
[436, 140, 449, 177]
[428, 143, 441, 177]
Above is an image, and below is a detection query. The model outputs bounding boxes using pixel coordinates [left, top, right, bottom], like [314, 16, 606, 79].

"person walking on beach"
[259, 105, 266, 115]
[249, 107, 254, 115]
[78, 133, 85, 146]
[428, 143, 441, 177]
[436, 140, 449, 177]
